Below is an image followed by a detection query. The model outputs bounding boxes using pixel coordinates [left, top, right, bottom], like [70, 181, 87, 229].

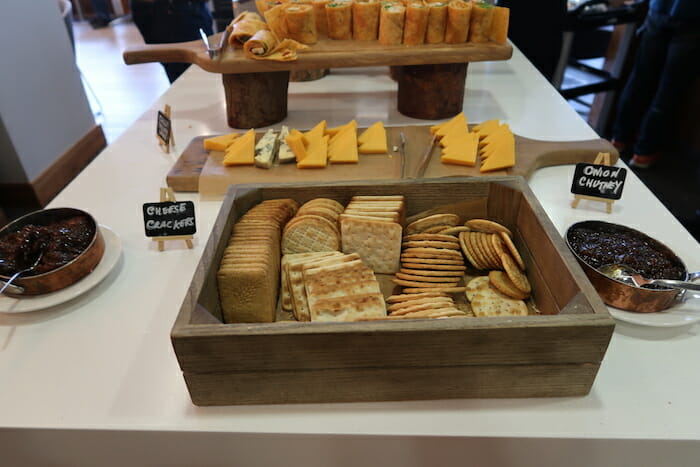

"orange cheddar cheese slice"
[430, 112, 467, 139]
[286, 129, 307, 162]
[358, 121, 388, 154]
[472, 119, 500, 139]
[222, 129, 255, 166]
[297, 134, 329, 168]
[440, 132, 478, 166]
[479, 127, 515, 172]
[326, 120, 357, 137]
[328, 126, 358, 163]
[303, 120, 327, 146]
[203, 133, 239, 151]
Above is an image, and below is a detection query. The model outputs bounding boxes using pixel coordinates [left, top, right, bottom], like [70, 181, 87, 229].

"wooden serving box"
[172, 177, 614, 406]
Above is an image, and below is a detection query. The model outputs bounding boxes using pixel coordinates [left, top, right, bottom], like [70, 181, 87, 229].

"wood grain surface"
[123, 33, 513, 74]
[166, 125, 619, 196]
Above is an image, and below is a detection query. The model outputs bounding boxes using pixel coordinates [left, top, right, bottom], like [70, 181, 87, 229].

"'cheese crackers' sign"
[142, 201, 196, 237]
[571, 163, 627, 200]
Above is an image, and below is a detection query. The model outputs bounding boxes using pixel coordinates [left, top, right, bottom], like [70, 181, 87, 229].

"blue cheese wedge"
[277, 125, 296, 164]
[254, 129, 279, 169]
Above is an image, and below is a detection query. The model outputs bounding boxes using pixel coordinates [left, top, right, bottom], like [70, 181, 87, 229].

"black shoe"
[90, 17, 111, 29]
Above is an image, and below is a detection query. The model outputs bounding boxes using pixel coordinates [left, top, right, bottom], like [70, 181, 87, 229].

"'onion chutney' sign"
[570, 163, 627, 200]
[142, 201, 196, 237]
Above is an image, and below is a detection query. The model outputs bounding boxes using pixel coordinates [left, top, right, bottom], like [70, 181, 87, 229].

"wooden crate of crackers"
[172, 177, 614, 406]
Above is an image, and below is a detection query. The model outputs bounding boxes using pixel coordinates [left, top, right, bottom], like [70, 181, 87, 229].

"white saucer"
[609, 299, 700, 328]
[0, 225, 122, 313]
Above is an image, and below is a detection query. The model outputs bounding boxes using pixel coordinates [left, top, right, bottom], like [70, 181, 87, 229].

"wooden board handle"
[515, 137, 620, 178]
[123, 42, 201, 67]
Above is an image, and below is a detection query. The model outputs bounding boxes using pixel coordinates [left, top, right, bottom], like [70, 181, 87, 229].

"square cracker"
[310, 293, 386, 322]
[339, 215, 402, 274]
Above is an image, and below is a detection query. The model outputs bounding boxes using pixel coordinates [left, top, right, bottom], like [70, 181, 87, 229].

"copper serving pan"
[565, 220, 694, 313]
[0, 208, 105, 296]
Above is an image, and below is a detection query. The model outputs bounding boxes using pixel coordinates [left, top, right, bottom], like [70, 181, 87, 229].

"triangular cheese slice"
[430, 112, 467, 139]
[440, 132, 478, 166]
[297, 135, 329, 168]
[285, 129, 307, 162]
[303, 120, 327, 146]
[472, 119, 500, 138]
[358, 121, 387, 154]
[328, 126, 358, 163]
[203, 133, 239, 151]
[222, 129, 255, 166]
[479, 129, 515, 172]
[326, 120, 357, 137]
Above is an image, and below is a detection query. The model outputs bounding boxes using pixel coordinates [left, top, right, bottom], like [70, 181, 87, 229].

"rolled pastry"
[489, 6, 509, 44]
[243, 29, 310, 61]
[285, 4, 318, 44]
[264, 4, 290, 39]
[444, 1, 471, 44]
[468, 2, 494, 43]
[325, 0, 353, 40]
[229, 11, 269, 47]
[403, 2, 429, 45]
[378, 3, 405, 45]
[353, 0, 381, 41]
[312, 0, 332, 36]
[425, 2, 448, 44]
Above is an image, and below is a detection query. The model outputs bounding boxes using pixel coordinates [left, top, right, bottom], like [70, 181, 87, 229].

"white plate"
[0, 225, 122, 313]
[609, 299, 700, 328]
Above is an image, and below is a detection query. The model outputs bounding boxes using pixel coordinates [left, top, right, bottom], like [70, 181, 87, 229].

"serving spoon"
[0, 250, 44, 296]
[598, 263, 700, 292]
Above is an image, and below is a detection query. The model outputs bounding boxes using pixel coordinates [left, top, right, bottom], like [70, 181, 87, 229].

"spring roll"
[403, 2, 429, 45]
[489, 6, 509, 44]
[255, 0, 283, 14]
[244, 28, 310, 61]
[468, 2, 494, 43]
[444, 1, 471, 44]
[285, 4, 318, 44]
[264, 4, 290, 39]
[229, 12, 269, 47]
[313, 0, 332, 36]
[425, 2, 447, 44]
[378, 3, 406, 45]
[353, 0, 380, 41]
[326, 1, 353, 40]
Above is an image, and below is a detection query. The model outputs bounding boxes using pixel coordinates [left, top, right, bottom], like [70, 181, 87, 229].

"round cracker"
[304, 198, 344, 214]
[459, 231, 486, 270]
[386, 292, 449, 303]
[297, 205, 340, 223]
[401, 262, 466, 271]
[499, 231, 525, 270]
[390, 300, 456, 316]
[395, 272, 461, 283]
[400, 268, 464, 277]
[437, 226, 471, 236]
[478, 232, 502, 269]
[402, 240, 461, 250]
[406, 213, 460, 235]
[464, 219, 512, 236]
[489, 270, 529, 300]
[392, 278, 464, 288]
[387, 297, 454, 311]
[401, 247, 463, 258]
[400, 257, 465, 265]
[465, 276, 490, 301]
[403, 233, 460, 243]
[500, 252, 531, 294]
[403, 286, 466, 293]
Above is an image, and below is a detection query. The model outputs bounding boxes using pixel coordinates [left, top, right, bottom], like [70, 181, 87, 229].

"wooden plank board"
[166, 125, 619, 196]
[123, 34, 513, 75]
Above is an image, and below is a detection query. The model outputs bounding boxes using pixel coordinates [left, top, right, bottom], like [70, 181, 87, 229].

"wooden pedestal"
[396, 63, 469, 120]
[222, 71, 290, 129]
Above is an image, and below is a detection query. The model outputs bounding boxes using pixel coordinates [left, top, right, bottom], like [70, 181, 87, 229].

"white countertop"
[2, 47, 700, 466]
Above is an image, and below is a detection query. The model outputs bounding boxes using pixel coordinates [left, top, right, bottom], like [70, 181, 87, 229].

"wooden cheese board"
[123, 34, 512, 127]
[167, 125, 618, 197]
[123, 33, 513, 74]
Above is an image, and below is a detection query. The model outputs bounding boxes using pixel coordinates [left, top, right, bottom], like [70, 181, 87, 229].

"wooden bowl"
[0, 208, 105, 296]
[565, 220, 688, 313]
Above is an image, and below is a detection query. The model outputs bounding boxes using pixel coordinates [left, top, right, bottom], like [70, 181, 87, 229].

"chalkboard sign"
[142, 201, 196, 237]
[156, 110, 172, 146]
[571, 163, 627, 200]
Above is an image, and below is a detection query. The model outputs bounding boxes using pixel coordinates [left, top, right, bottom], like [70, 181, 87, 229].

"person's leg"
[612, 17, 671, 151]
[634, 23, 700, 160]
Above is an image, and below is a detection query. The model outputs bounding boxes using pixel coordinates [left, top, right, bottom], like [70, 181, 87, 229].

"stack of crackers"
[391, 213, 469, 294]
[281, 251, 385, 322]
[282, 198, 344, 255]
[458, 219, 532, 317]
[217, 199, 299, 323]
[382, 291, 465, 319]
[339, 195, 405, 274]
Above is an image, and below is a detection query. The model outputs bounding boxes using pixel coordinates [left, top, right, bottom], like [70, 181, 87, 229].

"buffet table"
[1, 46, 700, 466]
